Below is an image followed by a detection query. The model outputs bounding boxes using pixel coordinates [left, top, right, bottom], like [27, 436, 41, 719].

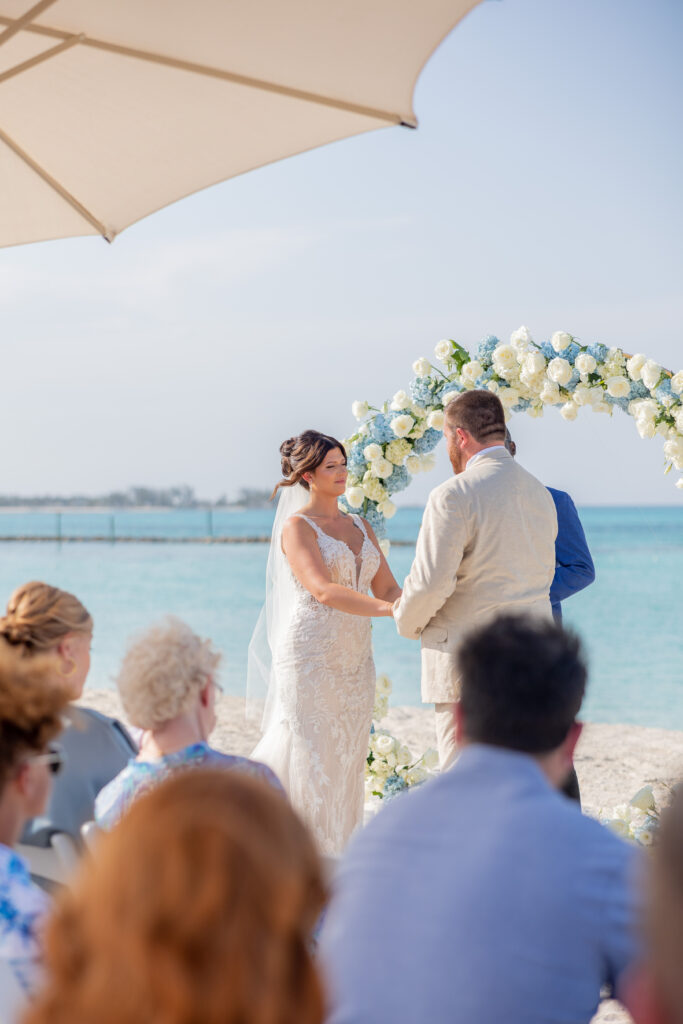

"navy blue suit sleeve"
[548, 488, 595, 607]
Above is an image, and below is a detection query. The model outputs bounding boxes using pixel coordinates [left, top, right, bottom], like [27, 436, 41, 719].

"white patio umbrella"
[0, 0, 483, 247]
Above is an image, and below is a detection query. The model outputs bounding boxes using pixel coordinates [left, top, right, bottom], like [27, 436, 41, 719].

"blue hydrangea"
[437, 381, 463, 404]
[476, 335, 500, 363]
[385, 464, 410, 495]
[511, 398, 531, 412]
[655, 378, 674, 404]
[568, 369, 581, 389]
[368, 413, 395, 444]
[363, 504, 387, 538]
[475, 367, 495, 387]
[564, 342, 581, 365]
[540, 341, 556, 361]
[347, 444, 368, 478]
[605, 394, 630, 412]
[629, 381, 649, 400]
[382, 773, 408, 801]
[587, 342, 609, 362]
[412, 428, 441, 455]
[410, 376, 440, 406]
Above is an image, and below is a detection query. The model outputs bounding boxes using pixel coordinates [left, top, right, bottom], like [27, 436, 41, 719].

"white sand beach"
[79, 690, 683, 1024]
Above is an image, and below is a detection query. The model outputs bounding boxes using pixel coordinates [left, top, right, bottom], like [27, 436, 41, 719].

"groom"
[393, 389, 558, 769]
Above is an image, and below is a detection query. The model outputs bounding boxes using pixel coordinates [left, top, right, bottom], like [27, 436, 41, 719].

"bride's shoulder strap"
[350, 513, 369, 539]
[293, 513, 323, 537]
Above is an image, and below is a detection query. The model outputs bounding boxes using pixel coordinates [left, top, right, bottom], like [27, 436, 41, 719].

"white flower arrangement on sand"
[366, 674, 438, 802]
[600, 784, 671, 847]
[343, 328, 683, 550]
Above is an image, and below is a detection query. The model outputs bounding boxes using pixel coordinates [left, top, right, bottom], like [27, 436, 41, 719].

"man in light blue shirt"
[320, 614, 642, 1024]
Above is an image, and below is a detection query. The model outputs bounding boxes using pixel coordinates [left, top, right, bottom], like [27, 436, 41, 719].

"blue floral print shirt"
[94, 742, 283, 829]
[0, 843, 50, 994]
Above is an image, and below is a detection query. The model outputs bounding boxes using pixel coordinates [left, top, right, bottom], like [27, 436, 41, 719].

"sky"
[1, 0, 682, 505]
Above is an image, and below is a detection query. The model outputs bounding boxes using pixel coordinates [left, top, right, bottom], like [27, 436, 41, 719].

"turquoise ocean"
[0, 506, 680, 729]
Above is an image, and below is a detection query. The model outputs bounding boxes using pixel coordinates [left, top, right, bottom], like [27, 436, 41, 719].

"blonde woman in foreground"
[25, 771, 327, 1024]
[0, 582, 136, 843]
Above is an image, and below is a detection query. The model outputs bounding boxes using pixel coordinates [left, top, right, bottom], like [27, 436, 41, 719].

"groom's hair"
[444, 390, 506, 443]
[458, 613, 586, 754]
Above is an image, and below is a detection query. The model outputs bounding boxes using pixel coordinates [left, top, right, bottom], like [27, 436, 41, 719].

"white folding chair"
[80, 820, 101, 853]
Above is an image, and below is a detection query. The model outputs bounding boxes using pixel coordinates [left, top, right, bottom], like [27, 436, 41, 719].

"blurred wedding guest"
[25, 770, 326, 1024]
[626, 784, 683, 1024]
[0, 583, 136, 845]
[0, 639, 70, 997]
[505, 429, 595, 624]
[320, 614, 642, 1024]
[95, 617, 281, 828]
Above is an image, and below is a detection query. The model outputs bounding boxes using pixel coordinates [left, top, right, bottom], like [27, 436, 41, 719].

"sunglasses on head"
[24, 746, 65, 776]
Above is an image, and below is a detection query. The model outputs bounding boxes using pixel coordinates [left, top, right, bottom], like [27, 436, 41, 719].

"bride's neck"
[304, 492, 342, 519]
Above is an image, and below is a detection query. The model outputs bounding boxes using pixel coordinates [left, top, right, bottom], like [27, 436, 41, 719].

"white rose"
[636, 417, 656, 439]
[379, 538, 391, 556]
[352, 400, 369, 420]
[374, 733, 395, 756]
[523, 351, 546, 375]
[674, 408, 683, 433]
[676, 478, 683, 490]
[397, 745, 412, 765]
[422, 748, 439, 771]
[671, 370, 683, 395]
[499, 386, 520, 409]
[375, 674, 392, 696]
[606, 375, 630, 398]
[390, 390, 411, 411]
[442, 389, 460, 406]
[487, 379, 500, 393]
[540, 381, 561, 405]
[461, 359, 483, 386]
[427, 410, 445, 431]
[630, 786, 656, 813]
[547, 357, 573, 386]
[656, 421, 670, 437]
[405, 455, 421, 473]
[526, 403, 543, 418]
[345, 486, 365, 509]
[592, 400, 612, 415]
[434, 339, 453, 361]
[575, 352, 597, 376]
[663, 437, 683, 469]
[406, 766, 428, 786]
[560, 401, 578, 421]
[510, 325, 533, 350]
[626, 353, 647, 381]
[370, 458, 393, 479]
[390, 414, 415, 438]
[641, 359, 663, 392]
[492, 344, 517, 375]
[378, 498, 397, 519]
[412, 357, 431, 377]
[362, 477, 387, 503]
[419, 453, 437, 472]
[551, 331, 572, 352]
[363, 443, 383, 462]
[630, 398, 659, 422]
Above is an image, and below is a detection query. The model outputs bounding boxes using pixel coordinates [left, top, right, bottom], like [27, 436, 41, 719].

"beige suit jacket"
[394, 447, 558, 704]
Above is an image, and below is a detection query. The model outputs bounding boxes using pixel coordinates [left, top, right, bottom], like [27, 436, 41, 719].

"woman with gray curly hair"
[95, 617, 281, 828]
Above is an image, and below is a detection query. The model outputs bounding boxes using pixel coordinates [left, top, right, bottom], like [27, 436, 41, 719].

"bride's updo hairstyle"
[271, 430, 346, 498]
[0, 582, 92, 653]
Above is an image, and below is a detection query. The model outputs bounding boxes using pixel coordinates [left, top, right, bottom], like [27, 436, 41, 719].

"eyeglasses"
[23, 746, 65, 776]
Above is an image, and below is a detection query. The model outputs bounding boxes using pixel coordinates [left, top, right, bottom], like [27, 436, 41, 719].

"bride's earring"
[59, 658, 77, 678]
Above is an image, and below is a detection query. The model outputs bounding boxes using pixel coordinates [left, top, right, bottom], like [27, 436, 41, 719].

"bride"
[248, 429, 402, 855]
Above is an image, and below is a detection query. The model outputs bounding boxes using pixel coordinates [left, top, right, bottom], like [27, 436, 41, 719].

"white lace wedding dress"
[252, 513, 380, 855]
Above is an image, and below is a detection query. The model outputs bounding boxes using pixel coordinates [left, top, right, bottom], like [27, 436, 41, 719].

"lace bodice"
[293, 513, 380, 594]
[252, 512, 380, 855]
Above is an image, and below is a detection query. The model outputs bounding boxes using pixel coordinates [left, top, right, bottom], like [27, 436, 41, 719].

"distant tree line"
[0, 486, 275, 509]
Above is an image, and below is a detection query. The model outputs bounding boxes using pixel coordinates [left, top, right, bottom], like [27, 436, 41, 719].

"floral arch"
[342, 328, 683, 551]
